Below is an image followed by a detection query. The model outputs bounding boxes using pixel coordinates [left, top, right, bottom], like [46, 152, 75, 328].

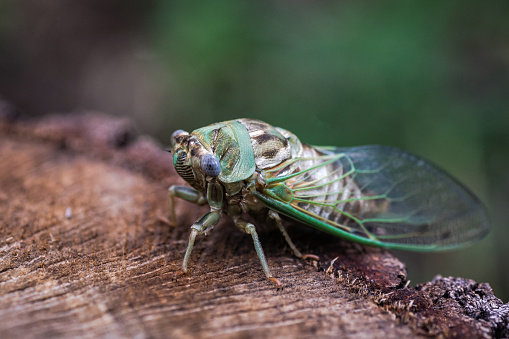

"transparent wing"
[261, 145, 490, 251]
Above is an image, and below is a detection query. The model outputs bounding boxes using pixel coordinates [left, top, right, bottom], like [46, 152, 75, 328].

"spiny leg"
[179, 181, 224, 274]
[232, 217, 282, 288]
[182, 210, 222, 273]
[168, 185, 207, 225]
[268, 210, 319, 261]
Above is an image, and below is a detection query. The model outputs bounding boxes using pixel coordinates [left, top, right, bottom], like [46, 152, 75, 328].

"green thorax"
[191, 119, 300, 186]
[191, 120, 256, 184]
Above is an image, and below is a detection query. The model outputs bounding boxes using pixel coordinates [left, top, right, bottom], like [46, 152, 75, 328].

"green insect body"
[168, 119, 490, 287]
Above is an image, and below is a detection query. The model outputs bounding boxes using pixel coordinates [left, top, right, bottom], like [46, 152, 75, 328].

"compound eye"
[201, 154, 221, 177]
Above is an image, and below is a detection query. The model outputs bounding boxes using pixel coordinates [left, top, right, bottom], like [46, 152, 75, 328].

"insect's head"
[169, 129, 221, 186]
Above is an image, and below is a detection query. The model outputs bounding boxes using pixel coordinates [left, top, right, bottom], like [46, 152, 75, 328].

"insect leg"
[232, 217, 282, 288]
[181, 182, 224, 274]
[182, 209, 222, 273]
[268, 210, 319, 261]
[168, 185, 207, 225]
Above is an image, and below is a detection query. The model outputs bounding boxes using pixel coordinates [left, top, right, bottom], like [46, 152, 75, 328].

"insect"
[168, 119, 490, 287]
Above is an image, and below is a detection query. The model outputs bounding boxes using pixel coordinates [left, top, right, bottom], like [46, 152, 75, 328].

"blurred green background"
[1, 1, 507, 300]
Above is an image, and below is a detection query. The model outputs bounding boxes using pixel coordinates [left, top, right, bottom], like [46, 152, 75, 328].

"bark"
[0, 110, 507, 339]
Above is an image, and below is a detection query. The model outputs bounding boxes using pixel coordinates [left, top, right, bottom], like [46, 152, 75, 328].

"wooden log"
[0, 111, 507, 338]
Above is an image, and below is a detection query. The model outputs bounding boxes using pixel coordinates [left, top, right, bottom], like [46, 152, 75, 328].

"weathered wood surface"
[0, 111, 507, 338]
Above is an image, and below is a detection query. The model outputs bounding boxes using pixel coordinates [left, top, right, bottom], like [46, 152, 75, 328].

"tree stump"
[0, 111, 507, 338]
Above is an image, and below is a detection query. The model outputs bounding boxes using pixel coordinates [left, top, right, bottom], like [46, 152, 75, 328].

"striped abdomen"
[280, 145, 388, 231]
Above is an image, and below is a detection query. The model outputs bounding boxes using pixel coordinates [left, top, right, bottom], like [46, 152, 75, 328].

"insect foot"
[269, 277, 283, 289]
[172, 270, 187, 282]
[301, 254, 320, 261]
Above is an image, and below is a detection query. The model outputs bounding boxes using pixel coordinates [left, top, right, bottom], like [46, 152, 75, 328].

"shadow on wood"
[0, 111, 507, 338]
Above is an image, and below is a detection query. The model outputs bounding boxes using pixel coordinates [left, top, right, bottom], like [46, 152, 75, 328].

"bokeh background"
[1, 1, 507, 301]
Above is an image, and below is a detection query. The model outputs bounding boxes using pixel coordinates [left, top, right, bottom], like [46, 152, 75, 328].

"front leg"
[168, 185, 207, 225]
[182, 209, 222, 273]
[175, 182, 224, 274]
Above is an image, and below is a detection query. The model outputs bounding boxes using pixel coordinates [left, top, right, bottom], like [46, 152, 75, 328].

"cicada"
[168, 119, 490, 287]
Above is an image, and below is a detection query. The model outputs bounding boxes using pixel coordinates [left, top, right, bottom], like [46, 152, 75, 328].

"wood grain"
[0, 113, 507, 338]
